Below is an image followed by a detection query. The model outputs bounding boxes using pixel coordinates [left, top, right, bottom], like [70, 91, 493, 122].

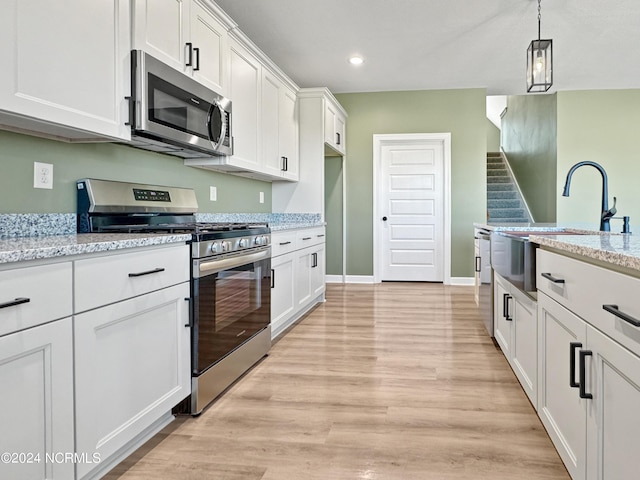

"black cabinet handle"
[0, 297, 31, 309]
[317, 234, 325, 238]
[285, 157, 288, 171]
[503, 293, 512, 321]
[279, 241, 291, 246]
[475, 256, 481, 273]
[603, 304, 640, 327]
[185, 42, 193, 66]
[569, 342, 582, 388]
[302, 237, 312, 241]
[271, 269, 275, 289]
[124, 96, 133, 126]
[193, 47, 200, 71]
[281, 156, 286, 171]
[312, 252, 318, 268]
[336, 132, 341, 145]
[128, 267, 165, 278]
[541, 272, 565, 284]
[184, 297, 193, 328]
[579, 350, 593, 399]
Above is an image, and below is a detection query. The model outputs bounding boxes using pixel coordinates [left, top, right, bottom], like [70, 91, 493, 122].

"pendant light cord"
[538, 0, 542, 41]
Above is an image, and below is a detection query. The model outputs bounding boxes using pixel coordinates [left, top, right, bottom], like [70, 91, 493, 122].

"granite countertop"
[529, 233, 640, 273]
[269, 222, 326, 232]
[0, 233, 191, 265]
[473, 222, 601, 233]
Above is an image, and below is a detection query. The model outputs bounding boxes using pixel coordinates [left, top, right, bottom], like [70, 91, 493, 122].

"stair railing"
[499, 148, 535, 223]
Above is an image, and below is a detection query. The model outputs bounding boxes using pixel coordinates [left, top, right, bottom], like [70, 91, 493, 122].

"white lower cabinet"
[537, 248, 640, 480]
[271, 227, 325, 339]
[0, 318, 74, 480]
[74, 283, 190, 479]
[493, 273, 537, 408]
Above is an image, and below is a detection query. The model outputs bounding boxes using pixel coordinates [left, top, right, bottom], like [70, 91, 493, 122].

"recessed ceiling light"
[349, 56, 364, 66]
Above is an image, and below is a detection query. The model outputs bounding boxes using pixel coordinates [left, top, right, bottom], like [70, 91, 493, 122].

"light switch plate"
[259, 191, 264, 204]
[210, 186, 217, 201]
[34, 162, 53, 189]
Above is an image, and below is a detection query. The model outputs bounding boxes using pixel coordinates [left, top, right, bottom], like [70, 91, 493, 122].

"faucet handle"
[603, 196, 617, 220]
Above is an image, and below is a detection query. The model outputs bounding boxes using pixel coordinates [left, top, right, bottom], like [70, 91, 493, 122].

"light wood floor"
[106, 283, 570, 480]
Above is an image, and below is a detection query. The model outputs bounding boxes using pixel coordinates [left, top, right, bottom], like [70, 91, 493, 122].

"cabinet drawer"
[271, 231, 297, 257]
[537, 249, 640, 357]
[74, 244, 189, 312]
[296, 227, 326, 249]
[0, 262, 72, 337]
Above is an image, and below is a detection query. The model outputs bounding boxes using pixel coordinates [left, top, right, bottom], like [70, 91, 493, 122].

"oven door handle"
[196, 249, 270, 277]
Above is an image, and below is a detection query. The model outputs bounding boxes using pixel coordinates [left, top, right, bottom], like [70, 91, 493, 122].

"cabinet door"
[511, 290, 538, 408]
[279, 85, 299, 181]
[324, 101, 337, 147]
[334, 113, 346, 153]
[0, 319, 74, 480]
[191, 0, 228, 94]
[229, 38, 261, 171]
[493, 274, 512, 358]
[0, 0, 130, 140]
[310, 243, 326, 299]
[271, 253, 295, 338]
[537, 292, 588, 480]
[586, 325, 640, 480]
[295, 248, 313, 309]
[132, 0, 190, 74]
[261, 71, 284, 177]
[74, 283, 190, 479]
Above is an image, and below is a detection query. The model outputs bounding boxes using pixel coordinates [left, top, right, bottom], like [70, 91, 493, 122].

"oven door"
[191, 247, 271, 376]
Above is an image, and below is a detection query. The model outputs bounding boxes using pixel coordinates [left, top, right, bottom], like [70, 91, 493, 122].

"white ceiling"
[214, 0, 640, 95]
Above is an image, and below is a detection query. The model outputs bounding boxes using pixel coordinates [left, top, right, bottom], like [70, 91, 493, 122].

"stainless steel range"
[77, 178, 271, 415]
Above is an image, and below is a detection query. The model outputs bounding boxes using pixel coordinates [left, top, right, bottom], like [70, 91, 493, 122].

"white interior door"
[375, 135, 448, 282]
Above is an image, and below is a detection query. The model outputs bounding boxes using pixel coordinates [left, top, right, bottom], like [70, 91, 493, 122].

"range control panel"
[133, 188, 171, 202]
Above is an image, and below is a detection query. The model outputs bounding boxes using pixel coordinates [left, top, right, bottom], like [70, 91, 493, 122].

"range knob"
[209, 242, 221, 254]
[221, 241, 231, 252]
[238, 238, 249, 248]
[255, 235, 267, 246]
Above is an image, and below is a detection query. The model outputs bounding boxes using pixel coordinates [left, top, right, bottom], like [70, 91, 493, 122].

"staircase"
[487, 152, 531, 223]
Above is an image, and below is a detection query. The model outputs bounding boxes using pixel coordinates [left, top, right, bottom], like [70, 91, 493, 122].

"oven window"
[148, 73, 211, 140]
[193, 258, 271, 374]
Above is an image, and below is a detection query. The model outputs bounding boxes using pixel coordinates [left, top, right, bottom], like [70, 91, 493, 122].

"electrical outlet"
[259, 191, 264, 204]
[210, 186, 217, 201]
[34, 162, 53, 189]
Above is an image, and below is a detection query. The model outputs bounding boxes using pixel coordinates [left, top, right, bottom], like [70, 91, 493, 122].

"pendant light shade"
[526, 0, 553, 92]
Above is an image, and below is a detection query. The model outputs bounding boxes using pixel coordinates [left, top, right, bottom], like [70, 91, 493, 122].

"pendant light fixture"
[526, 0, 553, 92]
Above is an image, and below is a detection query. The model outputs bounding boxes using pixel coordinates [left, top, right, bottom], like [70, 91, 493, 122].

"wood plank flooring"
[105, 283, 569, 480]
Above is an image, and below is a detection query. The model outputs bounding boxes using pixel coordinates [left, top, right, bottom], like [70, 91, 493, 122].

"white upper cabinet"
[324, 98, 346, 155]
[0, 0, 130, 141]
[132, 0, 230, 95]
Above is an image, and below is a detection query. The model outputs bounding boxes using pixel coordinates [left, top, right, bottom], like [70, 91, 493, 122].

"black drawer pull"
[184, 297, 193, 328]
[569, 342, 582, 388]
[541, 272, 565, 284]
[279, 241, 292, 246]
[271, 269, 275, 289]
[302, 237, 312, 241]
[579, 350, 593, 400]
[503, 293, 512, 321]
[603, 304, 640, 327]
[0, 297, 31, 309]
[128, 267, 165, 278]
[475, 256, 481, 273]
[317, 234, 325, 238]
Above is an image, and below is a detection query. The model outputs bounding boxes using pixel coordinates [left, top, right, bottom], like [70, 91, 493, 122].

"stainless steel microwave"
[127, 50, 232, 158]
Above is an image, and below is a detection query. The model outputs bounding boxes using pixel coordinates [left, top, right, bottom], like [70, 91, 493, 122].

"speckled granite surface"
[0, 233, 191, 265]
[0, 214, 76, 239]
[195, 213, 323, 230]
[530, 233, 640, 273]
[473, 222, 601, 232]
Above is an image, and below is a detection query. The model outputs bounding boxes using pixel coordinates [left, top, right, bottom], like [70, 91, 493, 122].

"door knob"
[382, 216, 388, 221]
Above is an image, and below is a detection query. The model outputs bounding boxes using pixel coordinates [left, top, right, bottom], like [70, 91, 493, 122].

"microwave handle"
[207, 101, 226, 152]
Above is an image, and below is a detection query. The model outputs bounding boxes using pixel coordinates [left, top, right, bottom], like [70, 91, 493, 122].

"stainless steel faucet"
[562, 161, 617, 232]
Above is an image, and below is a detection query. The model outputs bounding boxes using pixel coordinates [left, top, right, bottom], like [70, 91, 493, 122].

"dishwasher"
[475, 229, 493, 336]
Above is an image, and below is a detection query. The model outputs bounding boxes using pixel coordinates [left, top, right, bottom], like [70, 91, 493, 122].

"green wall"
[556, 89, 640, 229]
[487, 119, 501, 152]
[0, 129, 272, 213]
[502, 94, 557, 222]
[324, 156, 343, 276]
[334, 89, 487, 278]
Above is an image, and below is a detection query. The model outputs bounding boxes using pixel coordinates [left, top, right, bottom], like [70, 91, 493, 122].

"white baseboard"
[345, 275, 375, 284]
[325, 275, 345, 283]
[449, 277, 475, 286]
